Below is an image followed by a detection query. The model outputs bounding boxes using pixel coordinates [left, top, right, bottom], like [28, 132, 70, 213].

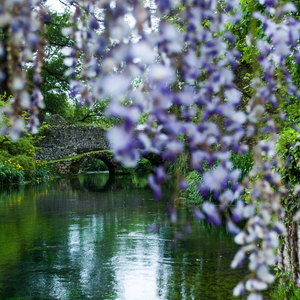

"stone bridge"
[35, 125, 110, 161]
[50, 150, 116, 175]
[35, 125, 163, 174]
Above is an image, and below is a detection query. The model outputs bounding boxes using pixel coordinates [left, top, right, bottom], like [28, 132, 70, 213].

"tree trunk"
[278, 197, 300, 283]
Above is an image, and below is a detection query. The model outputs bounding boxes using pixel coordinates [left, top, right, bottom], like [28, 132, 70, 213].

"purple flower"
[149, 64, 176, 85]
[107, 126, 140, 167]
[247, 293, 263, 300]
[162, 140, 183, 162]
[184, 222, 192, 234]
[89, 17, 99, 30]
[148, 175, 162, 199]
[149, 223, 160, 233]
[202, 166, 228, 192]
[169, 205, 177, 223]
[193, 206, 205, 220]
[226, 219, 241, 235]
[202, 202, 221, 226]
[191, 151, 209, 170]
[179, 178, 188, 190]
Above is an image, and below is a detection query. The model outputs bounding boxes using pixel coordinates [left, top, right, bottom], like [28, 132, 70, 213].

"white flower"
[257, 265, 275, 284]
[231, 249, 245, 269]
[234, 231, 246, 245]
[247, 292, 263, 300]
[233, 282, 245, 297]
[12, 77, 25, 92]
[246, 279, 268, 291]
[131, 41, 155, 64]
[149, 65, 175, 83]
[20, 91, 30, 109]
[294, 209, 300, 221]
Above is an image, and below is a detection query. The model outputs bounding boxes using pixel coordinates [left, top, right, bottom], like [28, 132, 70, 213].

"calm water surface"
[0, 173, 247, 300]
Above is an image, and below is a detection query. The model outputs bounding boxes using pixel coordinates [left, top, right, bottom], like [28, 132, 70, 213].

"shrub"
[11, 155, 35, 178]
[0, 159, 25, 184]
[182, 170, 204, 205]
[32, 160, 56, 183]
[0, 150, 11, 160]
[134, 158, 152, 174]
[230, 151, 253, 181]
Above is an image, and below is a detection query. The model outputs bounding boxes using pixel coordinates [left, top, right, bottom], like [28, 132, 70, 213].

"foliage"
[80, 157, 109, 172]
[230, 151, 253, 181]
[63, 99, 120, 128]
[226, 0, 265, 64]
[0, 158, 25, 184]
[134, 158, 152, 174]
[0, 94, 37, 178]
[182, 170, 204, 205]
[26, 10, 73, 118]
[31, 160, 56, 183]
[276, 127, 300, 184]
[269, 271, 300, 300]
[0, 151, 34, 179]
[11, 155, 35, 176]
[0, 134, 36, 158]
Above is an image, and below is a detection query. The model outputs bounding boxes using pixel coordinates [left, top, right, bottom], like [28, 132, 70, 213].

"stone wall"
[51, 160, 73, 174]
[35, 125, 109, 161]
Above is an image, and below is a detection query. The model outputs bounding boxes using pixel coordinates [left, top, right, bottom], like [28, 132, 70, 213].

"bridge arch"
[69, 151, 116, 175]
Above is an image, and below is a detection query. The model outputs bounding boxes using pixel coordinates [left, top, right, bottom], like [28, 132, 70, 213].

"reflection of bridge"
[36, 125, 163, 174]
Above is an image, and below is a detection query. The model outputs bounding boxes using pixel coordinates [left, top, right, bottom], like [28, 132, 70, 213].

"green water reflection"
[0, 173, 246, 300]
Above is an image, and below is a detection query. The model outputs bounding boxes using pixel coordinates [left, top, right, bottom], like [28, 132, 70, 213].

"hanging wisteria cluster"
[1, 0, 300, 298]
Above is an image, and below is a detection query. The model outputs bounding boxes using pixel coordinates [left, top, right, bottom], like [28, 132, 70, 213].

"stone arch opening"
[69, 151, 116, 175]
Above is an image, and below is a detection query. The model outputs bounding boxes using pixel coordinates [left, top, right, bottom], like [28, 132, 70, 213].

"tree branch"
[42, 65, 70, 85]
[233, 84, 252, 99]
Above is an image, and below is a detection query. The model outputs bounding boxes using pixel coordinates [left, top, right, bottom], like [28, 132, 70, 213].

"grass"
[268, 271, 300, 300]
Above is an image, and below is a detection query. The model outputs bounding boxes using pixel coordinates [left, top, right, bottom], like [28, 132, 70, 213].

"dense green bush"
[134, 158, 152, 174]
[230, 151, 253, 181]
[0, 135, 36, 158]
[0, 159, 25, 184]
[0, 95, 40, 182]
[0, 151, 35, 180]
[182, 171, 204, 205]
[32, 160, 56, 183]
[11, 155, 35, 177]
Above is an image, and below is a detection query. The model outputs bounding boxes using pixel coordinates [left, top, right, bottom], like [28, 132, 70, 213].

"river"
[0, 173, 247, 300]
